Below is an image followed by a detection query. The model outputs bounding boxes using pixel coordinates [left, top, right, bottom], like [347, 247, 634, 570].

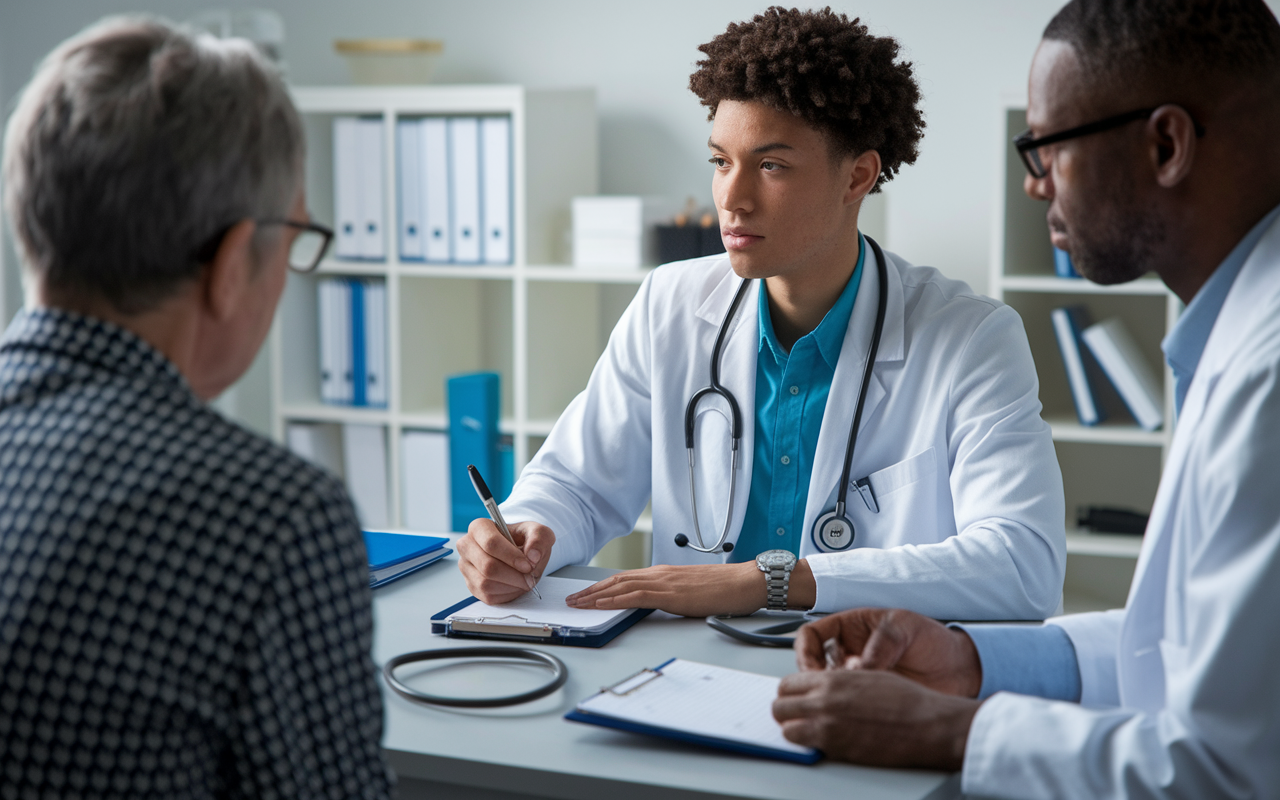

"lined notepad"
[573, 659, 817, 760]
[444, 577, 629, 634]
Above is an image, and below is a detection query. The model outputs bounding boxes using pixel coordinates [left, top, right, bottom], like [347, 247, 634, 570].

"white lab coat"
[963, 218, 1280, 797]
[503, 245, 1065, 619]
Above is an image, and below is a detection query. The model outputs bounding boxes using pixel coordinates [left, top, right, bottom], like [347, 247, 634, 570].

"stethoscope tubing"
[383, 647, 569, 708]
[679, 236, 889, 555]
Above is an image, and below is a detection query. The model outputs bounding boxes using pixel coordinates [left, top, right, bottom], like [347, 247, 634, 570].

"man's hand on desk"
[794, 608, 983, 697]
[564, 560, 816, 617]
[771, 608, 985, 770]
[457, 520, 556, 604]
[772, 669, 981, 770]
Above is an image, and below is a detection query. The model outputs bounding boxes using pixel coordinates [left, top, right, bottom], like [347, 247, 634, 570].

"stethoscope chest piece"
[812, 508, 856, 552]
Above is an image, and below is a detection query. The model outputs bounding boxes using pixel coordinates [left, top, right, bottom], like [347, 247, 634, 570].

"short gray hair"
[3, 16, 304, 313]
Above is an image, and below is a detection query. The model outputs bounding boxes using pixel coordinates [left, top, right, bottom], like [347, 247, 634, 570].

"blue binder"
[447, 372, 501, 532]
[349, 279, 367, 407]
[364, 530, 451, 589]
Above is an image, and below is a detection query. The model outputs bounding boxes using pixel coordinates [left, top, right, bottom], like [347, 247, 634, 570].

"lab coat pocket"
[858, 447, 939, 547]
[689, 401, 736, 537]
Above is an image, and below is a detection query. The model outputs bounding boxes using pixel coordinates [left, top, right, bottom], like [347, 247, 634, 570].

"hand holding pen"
[465, 464, 543, 600]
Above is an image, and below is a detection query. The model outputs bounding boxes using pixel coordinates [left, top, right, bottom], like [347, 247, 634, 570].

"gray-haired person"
[0, 17, 392, 798]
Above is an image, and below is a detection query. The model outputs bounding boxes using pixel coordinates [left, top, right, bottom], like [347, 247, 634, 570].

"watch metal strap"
[766, 565, 790, 610]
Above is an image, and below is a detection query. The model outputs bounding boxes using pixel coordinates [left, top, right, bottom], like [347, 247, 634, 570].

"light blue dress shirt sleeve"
[950, 623, 1082, 701]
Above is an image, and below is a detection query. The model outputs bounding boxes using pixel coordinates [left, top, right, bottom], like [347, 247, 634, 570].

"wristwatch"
[755, 549, 798, 611]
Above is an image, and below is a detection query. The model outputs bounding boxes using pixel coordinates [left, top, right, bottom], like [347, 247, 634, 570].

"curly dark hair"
[689, 6, 924, 192]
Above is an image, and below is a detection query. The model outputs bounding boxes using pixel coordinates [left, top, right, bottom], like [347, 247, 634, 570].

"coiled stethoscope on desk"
[674, 235, 889, 556]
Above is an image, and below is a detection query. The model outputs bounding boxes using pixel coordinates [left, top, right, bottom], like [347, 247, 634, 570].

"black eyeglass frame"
[1013, 105, 1206, 179]
[191, 218, 334, 273]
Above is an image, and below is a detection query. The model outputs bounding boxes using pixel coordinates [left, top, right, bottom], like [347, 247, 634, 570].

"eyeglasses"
[191, 217, 334, 273]
[1013, 105, 1206, 179]
[258, 218, 334, 273]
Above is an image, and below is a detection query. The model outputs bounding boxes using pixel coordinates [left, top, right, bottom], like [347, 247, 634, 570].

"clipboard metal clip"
[603, 667, 662, 696]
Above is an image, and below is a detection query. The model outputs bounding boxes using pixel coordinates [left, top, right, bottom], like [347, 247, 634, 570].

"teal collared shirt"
[732, 235, 864, 561]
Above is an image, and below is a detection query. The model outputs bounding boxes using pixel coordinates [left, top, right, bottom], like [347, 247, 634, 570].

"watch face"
[758, 550, 794, 568]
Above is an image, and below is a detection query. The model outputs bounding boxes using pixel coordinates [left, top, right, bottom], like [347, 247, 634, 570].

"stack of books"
[1051, 306, 1163, 430]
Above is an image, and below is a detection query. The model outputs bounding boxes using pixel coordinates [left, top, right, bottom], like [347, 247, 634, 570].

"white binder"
[449, 117, 482, 263]
[480, 116, 512, 264]
[396, 119, 424, 260]
[401, 429, 451, 532]
[357, 117, 386, 260]
[332, 117, 361, 259]
[364, 281, 388, 408]
[342, 423, 390, 528]
[318, 280, 339, 402]
[421, 117, 451, 263]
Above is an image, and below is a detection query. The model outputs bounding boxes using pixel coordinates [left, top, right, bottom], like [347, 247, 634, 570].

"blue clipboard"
[430, 596, 651, 648]
[564, 658, 822, 765]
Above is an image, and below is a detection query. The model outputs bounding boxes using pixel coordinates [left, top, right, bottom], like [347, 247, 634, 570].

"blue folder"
[364, 530, 451, 589]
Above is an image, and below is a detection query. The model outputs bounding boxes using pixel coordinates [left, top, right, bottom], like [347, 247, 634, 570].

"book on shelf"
[394, 115, 512, 265]
[317, 277, 388, 408]
[401, 429, 452, 532]
[1082, 317, 1164, 431]
[1051, 305, 1119, 426]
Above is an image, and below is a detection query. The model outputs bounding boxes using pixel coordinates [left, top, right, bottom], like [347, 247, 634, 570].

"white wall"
[2, 0, 1082, 296]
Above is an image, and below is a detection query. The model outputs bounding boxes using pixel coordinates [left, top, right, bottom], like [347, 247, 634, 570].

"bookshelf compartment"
[1002, 289, 1168, 427]
[1054, 440, 1162, 527]
[526, 281, 638, 422]
[398, 275, 513, 420]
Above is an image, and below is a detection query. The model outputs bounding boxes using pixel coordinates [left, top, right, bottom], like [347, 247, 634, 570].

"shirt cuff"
[950, 623, 1082, 701]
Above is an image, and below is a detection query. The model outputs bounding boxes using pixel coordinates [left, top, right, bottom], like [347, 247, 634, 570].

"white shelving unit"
[271, 85, 654, 531]
[990, 104, 1176, 611]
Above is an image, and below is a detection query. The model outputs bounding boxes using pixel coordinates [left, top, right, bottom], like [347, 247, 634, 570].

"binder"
[449, 117, 482, 263]
[397, 118, 425, 260]
[431, 576, 652, 647]
[565, 658, 822, 764]
[349, 279, 367, 407]
[480, 115, 512, 264]
[357, 117, 386, 260]
[1051, 306, 1106, 426]
[318, 280, 339, 403]
[364, 281, 388, 408]
[335, 280, 354, 404]
[401, 429, 451, 532]
[1082, 318, 1164, 431]
[447, 372, 500, 531]
[363, 530, 451, 589]
[422, 117, 451, 263]
[343, 423, 390, 527]
[286, 422, 344, 477]
[333, 117, 361, 259]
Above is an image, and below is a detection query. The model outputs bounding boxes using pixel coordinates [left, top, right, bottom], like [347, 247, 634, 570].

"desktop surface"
[372, 534, 959, 800]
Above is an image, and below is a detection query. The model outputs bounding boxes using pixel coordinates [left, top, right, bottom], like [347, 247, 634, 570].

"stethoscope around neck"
[674, 235, 889, 555]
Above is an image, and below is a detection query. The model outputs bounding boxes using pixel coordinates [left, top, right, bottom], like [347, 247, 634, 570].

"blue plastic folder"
[363, 531, 451, 589]
[565, 658, 821, 764]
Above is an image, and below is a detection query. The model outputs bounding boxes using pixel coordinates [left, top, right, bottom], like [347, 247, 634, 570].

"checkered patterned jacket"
[0, 309, 392, 799]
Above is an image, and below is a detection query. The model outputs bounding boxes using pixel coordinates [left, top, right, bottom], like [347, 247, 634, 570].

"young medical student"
[771, 1, 1280, 796]
[458, 7, 1065, 620]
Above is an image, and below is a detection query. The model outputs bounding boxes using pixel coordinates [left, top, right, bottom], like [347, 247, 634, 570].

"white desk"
[373, 537, 960, 800]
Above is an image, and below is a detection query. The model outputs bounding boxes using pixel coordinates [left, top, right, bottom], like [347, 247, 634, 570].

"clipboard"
[430, 576, 652, 648]
[565, 658, 821, 764]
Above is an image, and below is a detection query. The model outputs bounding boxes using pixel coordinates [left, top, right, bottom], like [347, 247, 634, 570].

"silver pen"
[467, 464, 541, 599]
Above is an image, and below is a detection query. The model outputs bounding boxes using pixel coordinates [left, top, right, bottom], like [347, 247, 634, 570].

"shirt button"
[780, 455, 790, 465]
[776, 527, 786, 536]
[789, 385, 799, 395]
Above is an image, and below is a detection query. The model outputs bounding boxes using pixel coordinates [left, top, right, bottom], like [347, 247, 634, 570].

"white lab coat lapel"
[802, 243, 906, 545]
[694, 271, 759, 553]
[1117, 214, 1280, 711]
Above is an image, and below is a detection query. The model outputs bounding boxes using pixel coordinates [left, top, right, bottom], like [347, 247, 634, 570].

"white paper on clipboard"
[445, 576, 630, 635]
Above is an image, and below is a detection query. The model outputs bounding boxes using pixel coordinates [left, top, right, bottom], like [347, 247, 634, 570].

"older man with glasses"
[0, 16, 390, 799]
